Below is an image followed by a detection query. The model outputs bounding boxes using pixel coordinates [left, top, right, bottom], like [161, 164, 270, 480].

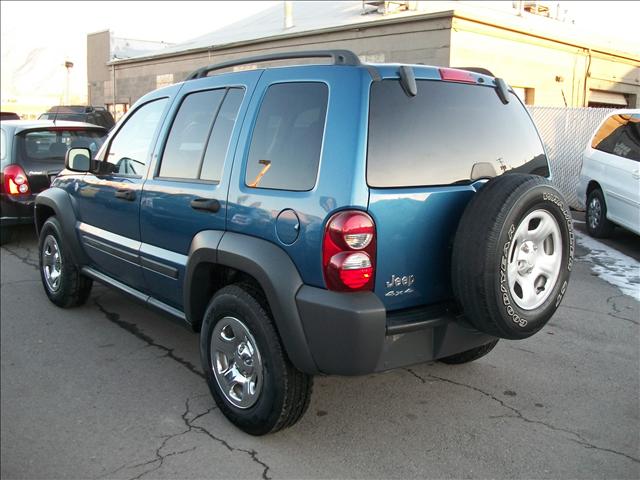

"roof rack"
[185, 50, 362, 80]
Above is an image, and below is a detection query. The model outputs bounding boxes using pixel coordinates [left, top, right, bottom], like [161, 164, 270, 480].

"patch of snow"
[576, 230, 640, 301]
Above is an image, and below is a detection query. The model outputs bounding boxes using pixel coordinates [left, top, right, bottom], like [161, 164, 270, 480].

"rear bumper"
[296, 285, 496, 375]
[1, 194, 35, 227]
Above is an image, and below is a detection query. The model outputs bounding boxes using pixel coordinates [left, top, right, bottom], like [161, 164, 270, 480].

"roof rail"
[185, 49, 362, 80]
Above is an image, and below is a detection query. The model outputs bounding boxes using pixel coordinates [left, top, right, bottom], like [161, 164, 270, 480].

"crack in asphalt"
[92, 301, 272, 479]
[93, 298, 205, 380]
[181, 397, 272, 480]
[107, 397, 272, 480]
[1, 245, 39, 270]
[404, 368, 640, 464]
[606, 295, 640, 326]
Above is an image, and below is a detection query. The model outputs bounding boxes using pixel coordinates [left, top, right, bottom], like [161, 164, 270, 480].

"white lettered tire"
[452, 174, 574, 339]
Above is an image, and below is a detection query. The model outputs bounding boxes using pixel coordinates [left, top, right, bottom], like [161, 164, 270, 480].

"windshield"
[16, 129, 106, 170]
[367, 80, 549, 188]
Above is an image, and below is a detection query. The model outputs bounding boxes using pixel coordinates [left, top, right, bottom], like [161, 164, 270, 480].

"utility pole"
[64, 60, 74, 104]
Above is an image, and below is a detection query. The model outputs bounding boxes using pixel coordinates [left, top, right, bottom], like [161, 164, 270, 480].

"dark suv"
[35, 51, 574, 435]
[39, 106, 116, 130]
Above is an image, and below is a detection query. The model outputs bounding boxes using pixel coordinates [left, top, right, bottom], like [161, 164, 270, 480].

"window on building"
[245, 82, 328, 191]
[512, 87, 535, 105]
[104, 98, 168, 177]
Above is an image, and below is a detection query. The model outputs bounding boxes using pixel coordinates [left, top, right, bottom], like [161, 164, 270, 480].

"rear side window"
[159, 88, 244, 181]
[245, 82, 328, 191]
[614, 119, 640, 161]
[592, 114, 627, 154]
[592, 113, 639, 160]
[367, 80, 549, 188]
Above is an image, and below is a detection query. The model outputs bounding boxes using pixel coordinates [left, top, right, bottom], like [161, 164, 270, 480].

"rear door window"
[367, 80, 549, 187]
[159, 87, 244, 182]
[245, 82, 328, 191]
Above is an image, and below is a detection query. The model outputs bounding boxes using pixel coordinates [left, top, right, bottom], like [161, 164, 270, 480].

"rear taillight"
[3, 165, 30, 195]
[323, 211, 376, 291]
[439, 67, 476, 84]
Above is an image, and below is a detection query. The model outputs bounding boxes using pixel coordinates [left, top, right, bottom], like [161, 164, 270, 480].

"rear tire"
[586, 188, 614, 238]
[439, 340, 499, 364]
[200, 284, 313, 435]
[38, 217, 93, 307]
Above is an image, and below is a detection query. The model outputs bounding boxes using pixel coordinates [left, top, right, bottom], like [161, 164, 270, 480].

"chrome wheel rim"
[588, 197, 601, 230]
[42, 234, 62, 292]
[210, 316, 263, 409]
[507, 210, 563, 311]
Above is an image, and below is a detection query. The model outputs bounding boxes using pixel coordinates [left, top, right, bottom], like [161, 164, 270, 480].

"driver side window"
[104, 98, 168, 176]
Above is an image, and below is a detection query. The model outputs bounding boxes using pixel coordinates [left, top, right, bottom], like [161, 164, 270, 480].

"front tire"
[200, 284, 313, 435]
[586, 188, 614, 238]
[38, 217, 93, 307]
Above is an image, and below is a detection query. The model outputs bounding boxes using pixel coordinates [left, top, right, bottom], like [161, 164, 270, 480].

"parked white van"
[578, 109, 640, 237]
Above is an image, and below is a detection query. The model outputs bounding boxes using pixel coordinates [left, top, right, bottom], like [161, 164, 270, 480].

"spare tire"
[452, 174, 574, 340]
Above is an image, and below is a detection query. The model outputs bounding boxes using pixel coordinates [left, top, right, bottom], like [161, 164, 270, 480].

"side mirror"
[65, 147, 91, 172]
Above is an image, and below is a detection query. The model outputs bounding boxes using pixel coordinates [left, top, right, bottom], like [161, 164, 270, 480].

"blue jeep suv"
[35, 51, 574, 435]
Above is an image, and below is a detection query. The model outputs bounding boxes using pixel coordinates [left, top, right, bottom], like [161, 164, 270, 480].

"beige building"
[87, 1, 640, 119]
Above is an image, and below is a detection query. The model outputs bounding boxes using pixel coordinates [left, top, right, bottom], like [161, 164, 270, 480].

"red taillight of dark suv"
[322, 210, 376, 291]
[2, 165, 31, 196]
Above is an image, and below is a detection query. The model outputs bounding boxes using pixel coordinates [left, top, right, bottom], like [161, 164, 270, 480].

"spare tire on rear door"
[452, 173, 574, 340]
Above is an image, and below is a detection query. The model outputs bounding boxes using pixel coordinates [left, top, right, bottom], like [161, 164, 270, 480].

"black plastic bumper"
[296, 285, 496, 375]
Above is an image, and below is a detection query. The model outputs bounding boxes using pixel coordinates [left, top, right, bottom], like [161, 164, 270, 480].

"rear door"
[139, 71, 261, 309]
[366, 70, 549, 311]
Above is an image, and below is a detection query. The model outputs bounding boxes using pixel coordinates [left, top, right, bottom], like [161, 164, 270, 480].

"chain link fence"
[528, 106, 617, 210]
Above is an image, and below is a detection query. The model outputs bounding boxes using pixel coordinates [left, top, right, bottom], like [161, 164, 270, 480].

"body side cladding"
[184, 230, 319, 374]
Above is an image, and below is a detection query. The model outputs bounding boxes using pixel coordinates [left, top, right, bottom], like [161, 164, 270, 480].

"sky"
[1, 0, 638, 109]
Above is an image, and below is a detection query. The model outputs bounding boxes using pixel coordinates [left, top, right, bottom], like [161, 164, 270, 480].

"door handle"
[632, 170, 640, 180]
[190, 198, 221, 213]
[115, 189, 136, 201]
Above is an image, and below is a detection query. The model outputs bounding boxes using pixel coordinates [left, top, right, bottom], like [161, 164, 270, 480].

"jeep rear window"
[367, 80, 549, 188]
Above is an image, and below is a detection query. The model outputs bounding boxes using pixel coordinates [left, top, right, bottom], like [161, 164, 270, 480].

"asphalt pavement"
[1, 224, 638, 479]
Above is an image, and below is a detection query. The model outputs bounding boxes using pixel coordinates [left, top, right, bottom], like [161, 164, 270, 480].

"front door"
[72, 94, 174, 289]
